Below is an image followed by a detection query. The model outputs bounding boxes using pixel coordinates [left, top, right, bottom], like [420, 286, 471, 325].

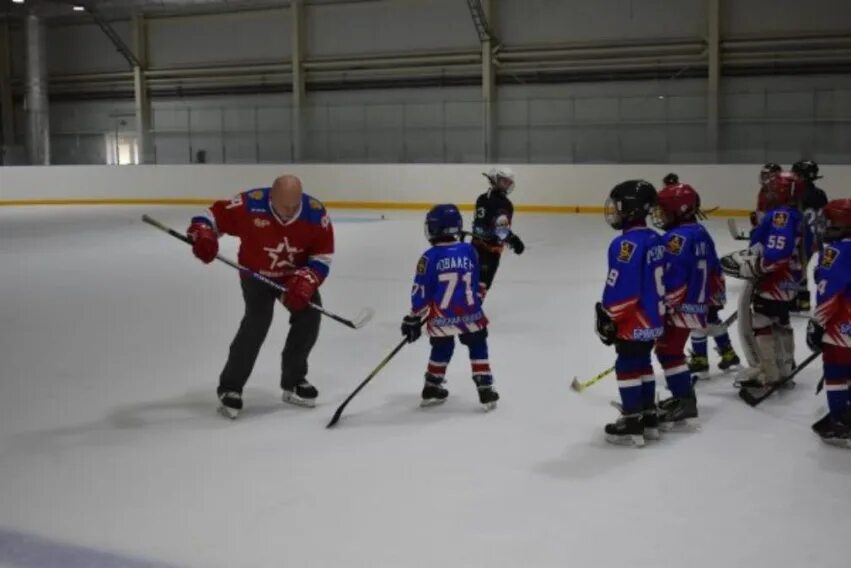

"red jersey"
[194, 188, 334, 284]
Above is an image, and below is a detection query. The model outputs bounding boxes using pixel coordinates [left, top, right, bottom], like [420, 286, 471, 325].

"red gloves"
[283, 269, 320, 311]
[187, 222, 219, 264]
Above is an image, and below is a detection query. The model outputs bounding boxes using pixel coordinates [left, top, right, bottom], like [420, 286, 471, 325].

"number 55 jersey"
[602, 226, 666, 342]
[749, 206, 803, 302]
[410, 241, 488, 337]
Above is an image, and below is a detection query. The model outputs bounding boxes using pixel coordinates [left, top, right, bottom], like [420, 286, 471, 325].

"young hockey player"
[808, 198, 851, 447]
[596, 180, 665, 446]
[652, 183, 720, 428]
[722, 173, 803, 394]
[401, 204, 499, 410]
[471, 167, 525, 294]
[791, 160, 829, 312]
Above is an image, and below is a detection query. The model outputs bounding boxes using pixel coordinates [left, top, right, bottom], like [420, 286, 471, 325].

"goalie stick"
[727, 218, 750, 241]
[738, 351, 820, 407]
[141, 214, 374, 330]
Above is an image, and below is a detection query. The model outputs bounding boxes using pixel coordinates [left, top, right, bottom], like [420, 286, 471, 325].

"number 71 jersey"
[410, 242, 489, 337]
[603, 227, 666, 342]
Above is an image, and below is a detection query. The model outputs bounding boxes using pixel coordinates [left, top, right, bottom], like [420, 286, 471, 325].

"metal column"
[707, 0, 720, 161]
[0, 21, 14, 156]
[481, 0, 496, 162]
[133, 14, 153, 164]
[25, 13, 49, 165]
[291, 0, 305, 162]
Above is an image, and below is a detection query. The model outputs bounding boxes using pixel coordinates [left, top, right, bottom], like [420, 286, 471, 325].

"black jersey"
[801, 182, 828, 212]
[472, 190, 515, 252]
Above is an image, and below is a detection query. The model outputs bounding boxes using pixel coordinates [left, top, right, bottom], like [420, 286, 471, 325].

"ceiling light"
[12, 0, 25, 4]
[72, 5, 86, 11]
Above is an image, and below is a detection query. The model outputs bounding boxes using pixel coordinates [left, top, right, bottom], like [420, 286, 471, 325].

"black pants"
[218, 277, 321, 394]
[476, 246, 502, 291]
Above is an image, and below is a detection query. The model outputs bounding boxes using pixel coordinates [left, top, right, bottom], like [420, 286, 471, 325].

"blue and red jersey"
[661, 223, 723, 329]
[749, 206, 802, 301]
[410, 241, 488, 337]
[602, 227, 665, 342]
[815, 238, 851, 348]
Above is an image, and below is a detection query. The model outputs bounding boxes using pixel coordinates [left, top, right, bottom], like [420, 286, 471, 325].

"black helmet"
[791, 160, 821, 182]
[759, 162, 782, 184]
[662, 172, 679, 186]
[605, 180, 658, 230]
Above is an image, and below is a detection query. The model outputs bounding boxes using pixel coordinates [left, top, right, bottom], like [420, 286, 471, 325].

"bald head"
[271, 175, 303, 220]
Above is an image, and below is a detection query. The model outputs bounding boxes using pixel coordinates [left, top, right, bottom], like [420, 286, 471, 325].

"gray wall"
[14, 0, 851, 164]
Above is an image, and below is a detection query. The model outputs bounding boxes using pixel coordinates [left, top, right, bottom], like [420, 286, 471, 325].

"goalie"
[721, 173, 803, 393]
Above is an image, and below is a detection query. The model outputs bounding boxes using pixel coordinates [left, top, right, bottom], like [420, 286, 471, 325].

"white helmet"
[484, 166, 516, 195]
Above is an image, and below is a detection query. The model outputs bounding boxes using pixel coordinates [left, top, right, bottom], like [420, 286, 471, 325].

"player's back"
[663, 223, 715, 328]
[421, 242, 487, 335]
[603, 227, 665, 341]
[751, 205, 802, 301]
[815, 238, 851, 347]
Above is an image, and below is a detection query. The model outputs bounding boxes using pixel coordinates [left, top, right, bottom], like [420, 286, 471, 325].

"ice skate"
[604, 412, 645, 447]
[282, 381, 318, 408]
[420, 374, 448, 407]
[218, 390, 243, 420]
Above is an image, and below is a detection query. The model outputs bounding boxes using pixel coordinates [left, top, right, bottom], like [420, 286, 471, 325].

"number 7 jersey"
[410, 241, 488, 337]
[602, 227, 666, 342]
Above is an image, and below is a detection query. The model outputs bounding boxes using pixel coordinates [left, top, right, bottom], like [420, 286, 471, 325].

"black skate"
[218, 390, 243, 420]
[812, 413, 851, 449]
[717, 346, 741, 371]
[282, 381, 318, 408]
[473, 375, 499, 411]
[642, 405, 661, 441]
[658, 393, 698, 431]
[605, 412, 645, 447]
[420, 374, 448, 407]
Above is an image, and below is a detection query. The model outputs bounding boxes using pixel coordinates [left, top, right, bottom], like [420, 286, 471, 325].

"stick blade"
[351, 307, 375, 329]
[570, 377, 585, 392]
[326, 409, 344, 428]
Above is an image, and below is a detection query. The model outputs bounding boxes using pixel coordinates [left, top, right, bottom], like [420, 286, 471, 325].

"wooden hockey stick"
[571, 366, 615, 392]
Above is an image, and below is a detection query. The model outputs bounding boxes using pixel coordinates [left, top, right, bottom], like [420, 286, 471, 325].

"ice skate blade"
[643, 427, 661, 440]
[420, 398, 447, 408]
[605, 433, 645, 448]
[282, 392, 316, 408]
[659, 418, 699, 432]
[482, 401, 497, 412]
[218, 406, 239, 420]
[821, 438, 851, 449]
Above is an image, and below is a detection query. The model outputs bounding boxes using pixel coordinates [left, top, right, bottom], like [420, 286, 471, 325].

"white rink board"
[2, 163, 849, 210]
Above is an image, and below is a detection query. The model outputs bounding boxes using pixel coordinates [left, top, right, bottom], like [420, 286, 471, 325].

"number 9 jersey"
[410, 241, 488, 337]
[603, 227, 666, 342]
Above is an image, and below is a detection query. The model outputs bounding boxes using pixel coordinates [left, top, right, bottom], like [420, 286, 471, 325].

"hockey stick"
[738, 351, 820, 407]
[141, 214, 374, 330]
[570, 366, 615, 392]
[327, 336, 409, 428]
[816, 375, 824, 394]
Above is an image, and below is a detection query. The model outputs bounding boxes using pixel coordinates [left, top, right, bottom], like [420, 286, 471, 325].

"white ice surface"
[0, 206, 848, 568]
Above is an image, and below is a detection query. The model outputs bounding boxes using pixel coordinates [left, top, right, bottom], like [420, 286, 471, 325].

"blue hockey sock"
[691, 335, 708, 358]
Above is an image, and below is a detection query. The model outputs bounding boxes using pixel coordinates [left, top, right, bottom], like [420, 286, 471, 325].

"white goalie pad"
[737, 279, 760, 368]
[721, 248, 762, 280]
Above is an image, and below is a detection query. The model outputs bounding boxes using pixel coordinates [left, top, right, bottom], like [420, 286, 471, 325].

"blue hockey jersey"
[749, 205, 803, 301]
[815, 238, 851, 348]
[661, 223, 720, 329]
[602, 227, 665, 342]
[410, 241, 488, 337]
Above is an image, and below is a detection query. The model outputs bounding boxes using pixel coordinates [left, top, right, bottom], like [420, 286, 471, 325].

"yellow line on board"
[0, 198, 752, 217]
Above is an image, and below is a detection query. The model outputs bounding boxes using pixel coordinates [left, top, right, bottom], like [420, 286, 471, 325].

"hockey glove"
[806, 319, 824, 353]
[187, 221, 218, 264]
[507, 233, 525, 255]
[401, 314, 422, 343]
[595, 302, 617, 346]
[283, 269, 319, 312]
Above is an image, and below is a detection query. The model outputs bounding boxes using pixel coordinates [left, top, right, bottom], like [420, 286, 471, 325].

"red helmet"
[653, 183, 701, 229]
[823, 198, 851, 242]
[759, 172, 803, 210]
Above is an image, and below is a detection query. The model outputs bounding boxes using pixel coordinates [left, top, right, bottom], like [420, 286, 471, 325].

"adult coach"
[187, 175, 334, 418]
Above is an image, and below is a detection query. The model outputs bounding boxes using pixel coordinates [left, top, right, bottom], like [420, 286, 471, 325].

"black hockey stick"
[326, 336, 409, 428]
[816, 375, 825, 394]
[738, 351, 820, 407]
[141, 214, 374, 330]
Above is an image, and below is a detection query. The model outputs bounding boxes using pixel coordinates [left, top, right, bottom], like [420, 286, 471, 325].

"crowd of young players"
[185, 162, 850, 450]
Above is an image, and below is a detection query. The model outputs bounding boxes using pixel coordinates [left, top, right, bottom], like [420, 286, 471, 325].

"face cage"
[491, 175, 514, 195]
[604, 197, 622, 229]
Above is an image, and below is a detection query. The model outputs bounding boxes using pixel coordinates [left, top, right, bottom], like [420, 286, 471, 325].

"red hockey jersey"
[194, 188, 334, 283]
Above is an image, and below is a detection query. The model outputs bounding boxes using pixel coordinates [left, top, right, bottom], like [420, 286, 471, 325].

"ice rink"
[0, 205, 847, 568]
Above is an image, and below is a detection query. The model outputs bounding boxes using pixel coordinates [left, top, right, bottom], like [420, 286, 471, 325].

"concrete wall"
[1, 164, 848, 211]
